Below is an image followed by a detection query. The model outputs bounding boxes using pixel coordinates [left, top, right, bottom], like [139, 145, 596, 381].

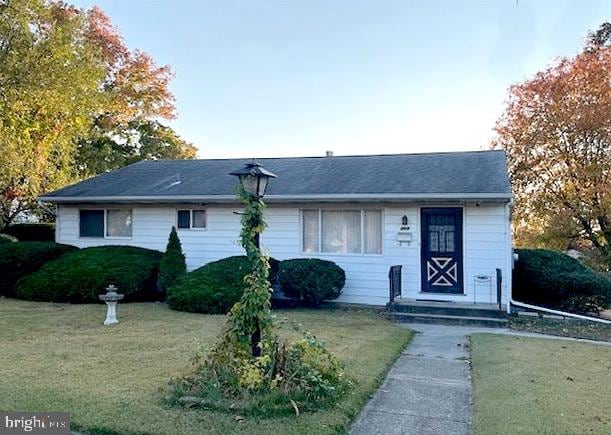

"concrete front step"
[388, 301, 506, 319]
[385, 311, 509, 328]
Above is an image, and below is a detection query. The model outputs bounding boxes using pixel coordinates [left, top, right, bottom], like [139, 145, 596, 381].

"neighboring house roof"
[40, 150, 512, 203]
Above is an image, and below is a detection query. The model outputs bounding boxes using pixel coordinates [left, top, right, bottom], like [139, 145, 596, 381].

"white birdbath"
[99, 284, 124, 326]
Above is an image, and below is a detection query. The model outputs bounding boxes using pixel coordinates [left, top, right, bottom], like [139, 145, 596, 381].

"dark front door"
[421, 208, 463, 294]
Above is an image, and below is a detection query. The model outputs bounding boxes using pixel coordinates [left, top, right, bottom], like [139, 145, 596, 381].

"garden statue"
[99, 284, 124, 326]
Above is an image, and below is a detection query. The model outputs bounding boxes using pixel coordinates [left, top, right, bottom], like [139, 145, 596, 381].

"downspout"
[505, 200, 513, 314]
[510, 299, 611, 324]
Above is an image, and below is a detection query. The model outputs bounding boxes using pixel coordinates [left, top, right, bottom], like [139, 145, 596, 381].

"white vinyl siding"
[57, 202, 511, 307]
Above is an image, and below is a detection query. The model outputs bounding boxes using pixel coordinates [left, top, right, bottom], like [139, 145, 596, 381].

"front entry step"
[388, 301, 506, 319]
[385, 311, 508, 328]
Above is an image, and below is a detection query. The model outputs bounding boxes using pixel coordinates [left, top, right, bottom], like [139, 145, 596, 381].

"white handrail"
[511, 299, 611, 324]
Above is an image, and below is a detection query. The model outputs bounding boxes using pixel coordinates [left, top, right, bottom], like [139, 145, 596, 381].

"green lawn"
[0, 299, 411, 435]
[509, 315, 611, 342]
[471, 334, 611, 435]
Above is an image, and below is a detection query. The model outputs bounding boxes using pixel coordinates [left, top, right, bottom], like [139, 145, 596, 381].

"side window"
[177, 210, 191, 229]
[177, 209, 206, 229]
[79, 210, 104, 238]
[106, 209, 132, 238]
[192, 210, 207, 228]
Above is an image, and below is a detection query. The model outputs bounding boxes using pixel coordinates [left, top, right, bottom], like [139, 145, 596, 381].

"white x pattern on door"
[426, 257, 458, 286]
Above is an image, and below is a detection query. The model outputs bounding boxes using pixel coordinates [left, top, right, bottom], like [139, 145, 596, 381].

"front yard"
[0, 299, 411, 435]
[471, 334, 611, 435]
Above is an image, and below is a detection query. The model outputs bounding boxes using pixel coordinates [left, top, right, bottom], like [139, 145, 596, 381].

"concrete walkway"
[351, 322, 610, 435]
[351, 323, 486, 435]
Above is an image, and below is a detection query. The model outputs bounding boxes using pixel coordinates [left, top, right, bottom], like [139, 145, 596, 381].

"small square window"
[177, 210, 191, 229]
[192, 210, 207, 228]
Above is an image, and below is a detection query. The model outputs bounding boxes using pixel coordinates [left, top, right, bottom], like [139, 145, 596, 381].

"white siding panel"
[56, 202, 511, 307]
[463, 204, 511, 305]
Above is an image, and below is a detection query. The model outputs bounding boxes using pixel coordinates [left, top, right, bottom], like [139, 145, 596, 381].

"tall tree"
[0, 0, 106, 229]
[75, 6, 196, 178]
[0, 2, 196, 229]
[493, 22, 611, 268]
[77, 120, 197, 177]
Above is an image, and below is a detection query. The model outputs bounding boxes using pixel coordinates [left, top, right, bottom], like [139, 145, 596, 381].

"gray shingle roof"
[41, 150, 512, 202]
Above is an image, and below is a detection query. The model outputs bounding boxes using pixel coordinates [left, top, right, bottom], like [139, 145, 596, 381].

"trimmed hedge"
[278, 258, 346, 306]
[0, 234, 18, 244]
[16, 246, 162, 303]
[513, 248, 611, 314]
[167, 256, 279, 314]
[5, 223, 55, 241]
[0, 242, 78, 297]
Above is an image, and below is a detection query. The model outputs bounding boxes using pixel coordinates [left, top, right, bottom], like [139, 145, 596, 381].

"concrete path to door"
[350, 323, 504, 435]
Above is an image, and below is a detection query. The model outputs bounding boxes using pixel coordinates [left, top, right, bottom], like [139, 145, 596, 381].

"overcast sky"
[72, 0, 611, 158]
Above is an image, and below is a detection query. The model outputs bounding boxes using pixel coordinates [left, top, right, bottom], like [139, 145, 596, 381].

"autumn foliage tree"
[0, 0, 106, 229]
[76, 6, 196, 178]
[494, 23, 611, 268]
[0, 1, 196, 230]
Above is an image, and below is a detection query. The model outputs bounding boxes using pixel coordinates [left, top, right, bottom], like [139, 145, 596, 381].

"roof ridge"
[147, 149, 503, 163]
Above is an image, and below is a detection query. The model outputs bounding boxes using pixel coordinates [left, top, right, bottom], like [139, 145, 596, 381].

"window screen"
[192, 210, 207, 228]
[364, 210, 382, 254]
[302, 209, 382, 254]
[79, 210, 104, 238]
[321, 210, 361, 254]
[106, 209, 132, 237]
[302, 210, 319, 252]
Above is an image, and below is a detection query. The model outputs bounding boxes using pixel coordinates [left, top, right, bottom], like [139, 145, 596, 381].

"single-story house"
[40, 150, 513, 309]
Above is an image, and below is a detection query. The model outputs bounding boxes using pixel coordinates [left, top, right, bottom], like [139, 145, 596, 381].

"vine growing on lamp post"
[227, 184, 273, 356]
[168, 161, 348, 414]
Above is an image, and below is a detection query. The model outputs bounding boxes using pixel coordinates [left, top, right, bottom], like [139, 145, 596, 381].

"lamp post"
[230, 160, 277, 200]
[230, 161, 277, 250]
[230, 161, 277, 357]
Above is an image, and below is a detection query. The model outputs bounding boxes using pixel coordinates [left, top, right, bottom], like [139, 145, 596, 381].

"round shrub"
[513, 248, 611, 314]
[0, 242, 77, 297]
[16, 246, 162, 303]
[4, 223, 55, 241]
[0, 234, 18, 244]
[278, 258, 345, 306]
[167, 255, 279, 314]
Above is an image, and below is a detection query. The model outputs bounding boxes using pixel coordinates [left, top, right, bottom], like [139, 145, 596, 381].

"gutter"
[38, 192, 513, 204]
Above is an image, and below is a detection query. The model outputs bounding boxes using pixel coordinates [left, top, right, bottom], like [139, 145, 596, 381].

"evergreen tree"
[159, 227, 186, 291]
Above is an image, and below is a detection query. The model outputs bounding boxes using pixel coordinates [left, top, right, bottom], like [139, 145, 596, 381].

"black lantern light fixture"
[230, 160, 277, 198]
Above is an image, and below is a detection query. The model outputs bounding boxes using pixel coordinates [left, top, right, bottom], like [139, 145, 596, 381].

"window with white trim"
[177, 209, 207, 230]
[302, 209, 382, 254]
[79, 209, 133, 238]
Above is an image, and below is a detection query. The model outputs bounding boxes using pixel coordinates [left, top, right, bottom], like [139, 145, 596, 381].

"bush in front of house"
[0, 234, 18, 244]
[513, 248, 611, 314]
[167, 255, 279, 314]
[4, 223, 55, 241]
[158, 227, 187, 292]
[0, 242, 78, 297]
[278, 258, 346, 306]
[15, 246, 162, 303]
